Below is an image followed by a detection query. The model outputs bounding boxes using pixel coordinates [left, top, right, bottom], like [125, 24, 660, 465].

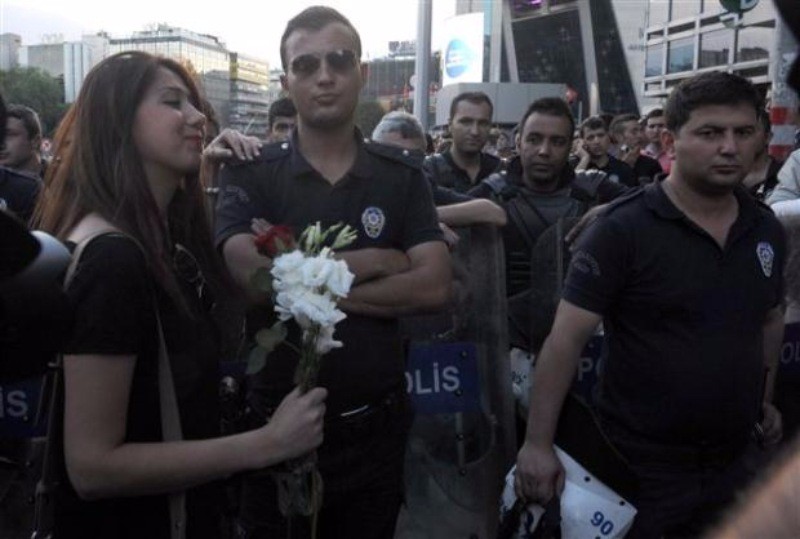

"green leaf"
[246, 346, 267, 375]
[255, 322, 288, 353]
[250, 267, 273, 293]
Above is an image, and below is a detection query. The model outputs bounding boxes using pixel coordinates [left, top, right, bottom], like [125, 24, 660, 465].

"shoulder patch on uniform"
[363, 140, 422, 169]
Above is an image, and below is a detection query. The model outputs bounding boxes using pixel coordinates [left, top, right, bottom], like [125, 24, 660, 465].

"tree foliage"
[0, 67, 68, 135]
[355, 99, 387, 138]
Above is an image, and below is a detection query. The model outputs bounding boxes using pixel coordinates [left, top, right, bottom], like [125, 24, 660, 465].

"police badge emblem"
[361, 206, 386, 239]
[756, 242, 774, 277]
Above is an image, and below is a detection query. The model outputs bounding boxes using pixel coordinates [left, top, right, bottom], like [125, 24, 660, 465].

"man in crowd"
[0, 104, 45, 179]
[742, 111, 783, 201]
[0, 99, 40, 224]
[424, 91, 502, 193]
[515, 72, 784, 537]
[642, 107, 673, 174]
[266, 96, 297, 142]
[469, 98, 626, 303]
[371, 110, 506, 241]
[573, 115, 637, 187]
[609, 113, 663, 184]
[214, 7, 451, 538]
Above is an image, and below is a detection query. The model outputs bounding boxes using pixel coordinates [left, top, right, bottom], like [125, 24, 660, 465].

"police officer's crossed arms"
[516, 72, 784, 538]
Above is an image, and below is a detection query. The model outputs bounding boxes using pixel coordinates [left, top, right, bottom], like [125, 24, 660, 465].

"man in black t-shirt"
[214, 7, 450, 539]
[0, 166, 40, 225]
[574, 115, 637, 188]
[516, 72, 785, 537]
[609, 113, 663, 184]
[424, 91, 502, 193]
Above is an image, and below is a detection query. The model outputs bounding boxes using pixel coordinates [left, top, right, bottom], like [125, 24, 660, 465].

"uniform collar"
[287, 127, 372, 182]
[645, 177, 762, 227]
[444, 149, 499, 177]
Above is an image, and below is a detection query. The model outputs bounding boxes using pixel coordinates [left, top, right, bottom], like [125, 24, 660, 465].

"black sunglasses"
[289, 49, 358, 77]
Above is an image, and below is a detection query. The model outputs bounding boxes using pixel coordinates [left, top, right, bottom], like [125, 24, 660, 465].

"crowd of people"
[3, 2, 800, 538]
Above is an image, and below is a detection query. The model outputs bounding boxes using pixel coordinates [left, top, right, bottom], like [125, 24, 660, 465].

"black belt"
[612, 436, 749, 469]
[323, 389, 409, 443]
[251, 389, 409, 442]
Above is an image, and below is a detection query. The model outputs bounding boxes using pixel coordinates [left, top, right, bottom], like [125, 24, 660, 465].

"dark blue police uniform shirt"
[564, 180, 785, 447]
[214, 132, 443, 415]
[0, 166, 40, 225]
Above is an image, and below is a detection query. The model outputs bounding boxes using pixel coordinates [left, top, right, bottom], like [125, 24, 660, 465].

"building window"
[648, 0, 669, 26]
[512, 0, 543, 16]
[698, 29, 731, 68]
[670, 0, 700, 21]
[667, 37, 694, 73]
[736, 23, 772, 63]
[646, 43, 665, 77]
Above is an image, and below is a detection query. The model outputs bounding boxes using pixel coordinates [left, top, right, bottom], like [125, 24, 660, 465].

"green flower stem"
[295, 326, 321, 394]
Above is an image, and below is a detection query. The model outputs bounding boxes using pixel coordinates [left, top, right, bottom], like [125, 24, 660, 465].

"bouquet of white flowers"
[249, 221, 357, 528]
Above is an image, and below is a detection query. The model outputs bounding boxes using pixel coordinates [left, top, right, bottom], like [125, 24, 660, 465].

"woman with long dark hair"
[34, 51, 326, 538]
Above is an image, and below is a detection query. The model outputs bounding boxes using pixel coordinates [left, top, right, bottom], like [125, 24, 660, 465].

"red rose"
[254, 225, 296, 257]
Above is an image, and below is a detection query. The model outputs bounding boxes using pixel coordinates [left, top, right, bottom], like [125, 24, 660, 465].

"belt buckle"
[339, 404, 370, 419]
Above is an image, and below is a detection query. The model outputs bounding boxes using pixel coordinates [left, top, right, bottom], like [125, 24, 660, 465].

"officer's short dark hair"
[268, 97, 297, 129]
[6, 104, 42, 140]
[609, 113, 640, 138]
[665, 72, 764, 132]
[280, 6, 362, 72]
[580, 115, 607, 138]
[518, 97, 575, 139]
[449, 91, 494, 121]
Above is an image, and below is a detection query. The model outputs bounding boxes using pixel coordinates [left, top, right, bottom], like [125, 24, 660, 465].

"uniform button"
[402, 149, 409, 156]
[281, 142, 289, 150]
[364, 138, 371, 144]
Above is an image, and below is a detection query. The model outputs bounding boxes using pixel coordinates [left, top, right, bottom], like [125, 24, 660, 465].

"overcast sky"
[1, 0, 456, 69]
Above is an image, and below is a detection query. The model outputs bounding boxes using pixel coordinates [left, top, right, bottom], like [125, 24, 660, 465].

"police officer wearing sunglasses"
[214, 6, 452, 538]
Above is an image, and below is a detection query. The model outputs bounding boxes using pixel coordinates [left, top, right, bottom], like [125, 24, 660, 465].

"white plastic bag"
[499, 447, 636, 538]
[509, 347, 534, 411]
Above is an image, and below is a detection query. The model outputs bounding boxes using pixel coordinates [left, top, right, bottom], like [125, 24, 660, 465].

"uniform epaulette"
[753, 195, 775, 214]
[603, 184, 646, 214]
[362, 139, 423, 169]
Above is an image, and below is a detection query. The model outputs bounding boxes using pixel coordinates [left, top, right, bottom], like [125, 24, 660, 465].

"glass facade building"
[643, 0, 776, 99]
[110, 25, 233, 126]
[454, 0, 777, 119]
[229, 53, 270, 140]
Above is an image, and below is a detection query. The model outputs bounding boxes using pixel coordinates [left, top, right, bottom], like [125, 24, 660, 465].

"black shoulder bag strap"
[32, 229, 185, 539]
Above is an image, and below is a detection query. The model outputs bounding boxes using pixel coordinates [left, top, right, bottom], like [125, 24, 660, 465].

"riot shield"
[396, 225, 515, 539]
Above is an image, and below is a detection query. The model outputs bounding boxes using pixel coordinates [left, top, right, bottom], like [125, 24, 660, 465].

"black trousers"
[604, 425, 765, 539]
[237, 392, 413, 539]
